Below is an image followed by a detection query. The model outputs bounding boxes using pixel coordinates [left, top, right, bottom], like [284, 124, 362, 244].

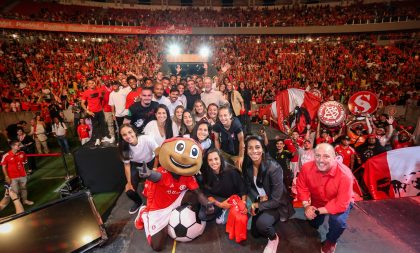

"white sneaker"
[94, 139, 101, 146]
[216, 209, 227, 224]
[263, 234, 279, 253]
[101, 136, 112, 143]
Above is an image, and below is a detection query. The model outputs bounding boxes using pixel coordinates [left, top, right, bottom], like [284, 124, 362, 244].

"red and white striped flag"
[362, 146, 420, 200]
[271, 88, 322, 133]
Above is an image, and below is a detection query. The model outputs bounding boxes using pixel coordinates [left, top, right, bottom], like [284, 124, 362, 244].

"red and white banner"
[271, 88, 322, 133]
[0, 18, 192, 34]
[362, 146, 420, 200]
[348, 91, 379, 115]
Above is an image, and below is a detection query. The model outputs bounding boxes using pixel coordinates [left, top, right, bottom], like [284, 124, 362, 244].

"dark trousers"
[91, 111, 109, 140]
[56, 135, 70, 154]
[309, 203, 353, 243]
[251, 208, 280, 240]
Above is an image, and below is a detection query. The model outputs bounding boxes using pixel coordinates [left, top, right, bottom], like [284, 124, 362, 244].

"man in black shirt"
[274, 139, 294, 193]
[356, 134, 386, 164]
[125, 87, 159, 134]
[183, 80, 201, 110]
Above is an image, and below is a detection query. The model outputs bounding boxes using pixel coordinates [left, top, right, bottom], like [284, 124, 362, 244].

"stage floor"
[91, 194, 420, 253]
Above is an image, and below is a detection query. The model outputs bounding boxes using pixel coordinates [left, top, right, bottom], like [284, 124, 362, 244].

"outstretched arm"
[137, 163, 162, 182]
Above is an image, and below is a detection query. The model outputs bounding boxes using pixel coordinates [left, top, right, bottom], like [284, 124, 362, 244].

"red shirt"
[284, 138, 304, 162]
[143, 167, 199, 211]
[125, 88, 142, 109]
[77, 124, 90, 139]
[81, 87, 103, 113]
[316, 137, 333, 145]
[335, 145, 356, 168]
[296, 161, 354, 214]
[1, 151, 27, 179]
[392, 139, 413, 150]
[102, 86, 112, 112]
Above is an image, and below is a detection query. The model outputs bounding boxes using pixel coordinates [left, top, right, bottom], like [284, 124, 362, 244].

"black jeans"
[91, 111, 109, 140]
[251, 208, 280, 240]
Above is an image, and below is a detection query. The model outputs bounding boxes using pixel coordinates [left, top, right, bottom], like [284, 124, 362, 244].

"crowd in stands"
[0, 31, 418, 118]
[0, 1, 418, 27]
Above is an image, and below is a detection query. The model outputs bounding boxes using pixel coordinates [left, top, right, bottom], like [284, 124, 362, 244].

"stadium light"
[199, 46, 211, 57]
[168, 44, 181, 56]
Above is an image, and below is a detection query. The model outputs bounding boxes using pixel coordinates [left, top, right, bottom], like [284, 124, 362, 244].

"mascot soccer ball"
[168, 205, 206, 242]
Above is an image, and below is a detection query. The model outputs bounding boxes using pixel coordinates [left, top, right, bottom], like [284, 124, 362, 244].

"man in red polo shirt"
[81, 77, 110, 146]
[1, 141, 34, 207]
[297, 143, 354, 253]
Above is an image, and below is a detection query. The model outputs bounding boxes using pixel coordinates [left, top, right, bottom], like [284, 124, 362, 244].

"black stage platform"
[90, 194, 420, 253]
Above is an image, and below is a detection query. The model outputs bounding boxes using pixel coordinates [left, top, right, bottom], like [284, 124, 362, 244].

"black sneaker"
[129, 203, 141, 214]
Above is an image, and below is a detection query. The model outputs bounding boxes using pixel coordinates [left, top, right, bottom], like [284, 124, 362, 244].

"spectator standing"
[109, 80, 130, 131]
[81, 77, 111, 146]
[51, 117, 70, 154]
[1, 141, 34, 206]
[77, 118, 91, 145]
[16, 128, 36, 173]
[29, 118, 49, 154]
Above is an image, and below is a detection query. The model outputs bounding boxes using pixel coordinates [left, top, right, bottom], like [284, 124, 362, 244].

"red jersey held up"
[284, 138, 304, 162]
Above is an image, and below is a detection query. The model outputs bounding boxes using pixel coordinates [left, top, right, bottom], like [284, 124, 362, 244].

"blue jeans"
[309, 203, 353, 243]
[56, 135, 70, 154]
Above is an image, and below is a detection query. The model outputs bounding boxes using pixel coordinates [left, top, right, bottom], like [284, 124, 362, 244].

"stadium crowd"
[0, 1, 418, 27]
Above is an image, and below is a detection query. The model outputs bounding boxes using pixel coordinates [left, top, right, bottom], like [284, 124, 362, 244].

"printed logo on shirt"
[134, 119, 144, 128]
[179, 185, 186, 191]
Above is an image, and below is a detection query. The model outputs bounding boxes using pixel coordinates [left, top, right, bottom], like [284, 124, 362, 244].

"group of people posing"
[105, 73, 355, 253]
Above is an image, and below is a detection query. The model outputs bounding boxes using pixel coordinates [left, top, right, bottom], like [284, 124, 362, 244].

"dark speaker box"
[74, 146, 125, 194]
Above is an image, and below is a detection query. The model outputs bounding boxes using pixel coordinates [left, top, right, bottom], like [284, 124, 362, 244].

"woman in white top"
[119, 124, 159, 214]
[143, 104, 179, 146]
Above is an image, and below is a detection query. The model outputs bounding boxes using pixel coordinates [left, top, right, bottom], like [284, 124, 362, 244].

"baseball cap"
[343, 136, 351, 141]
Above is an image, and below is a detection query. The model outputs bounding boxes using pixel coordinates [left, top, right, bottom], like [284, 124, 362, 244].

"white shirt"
[253, 176, 267, 197]
[177, 94, 187, 108]
[124, 135, 158, 164]
[143, 120, 179, 146]
[52, 122, 67, 136]
[109, 88, 130, 117]
[167, 100, 183, 117]
[201, 89, 227, 108]
[152, 95, 171, 108]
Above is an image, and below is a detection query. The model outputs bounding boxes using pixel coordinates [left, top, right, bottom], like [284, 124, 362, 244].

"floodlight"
[199, 46, 211, 57]
[169, 44, 181, 56]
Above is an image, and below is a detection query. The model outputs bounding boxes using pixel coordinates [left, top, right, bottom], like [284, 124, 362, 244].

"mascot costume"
[134, 137, 214, 251]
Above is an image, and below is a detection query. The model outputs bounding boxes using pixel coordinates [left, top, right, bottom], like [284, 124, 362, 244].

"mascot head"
[156, 137, 203, 176]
